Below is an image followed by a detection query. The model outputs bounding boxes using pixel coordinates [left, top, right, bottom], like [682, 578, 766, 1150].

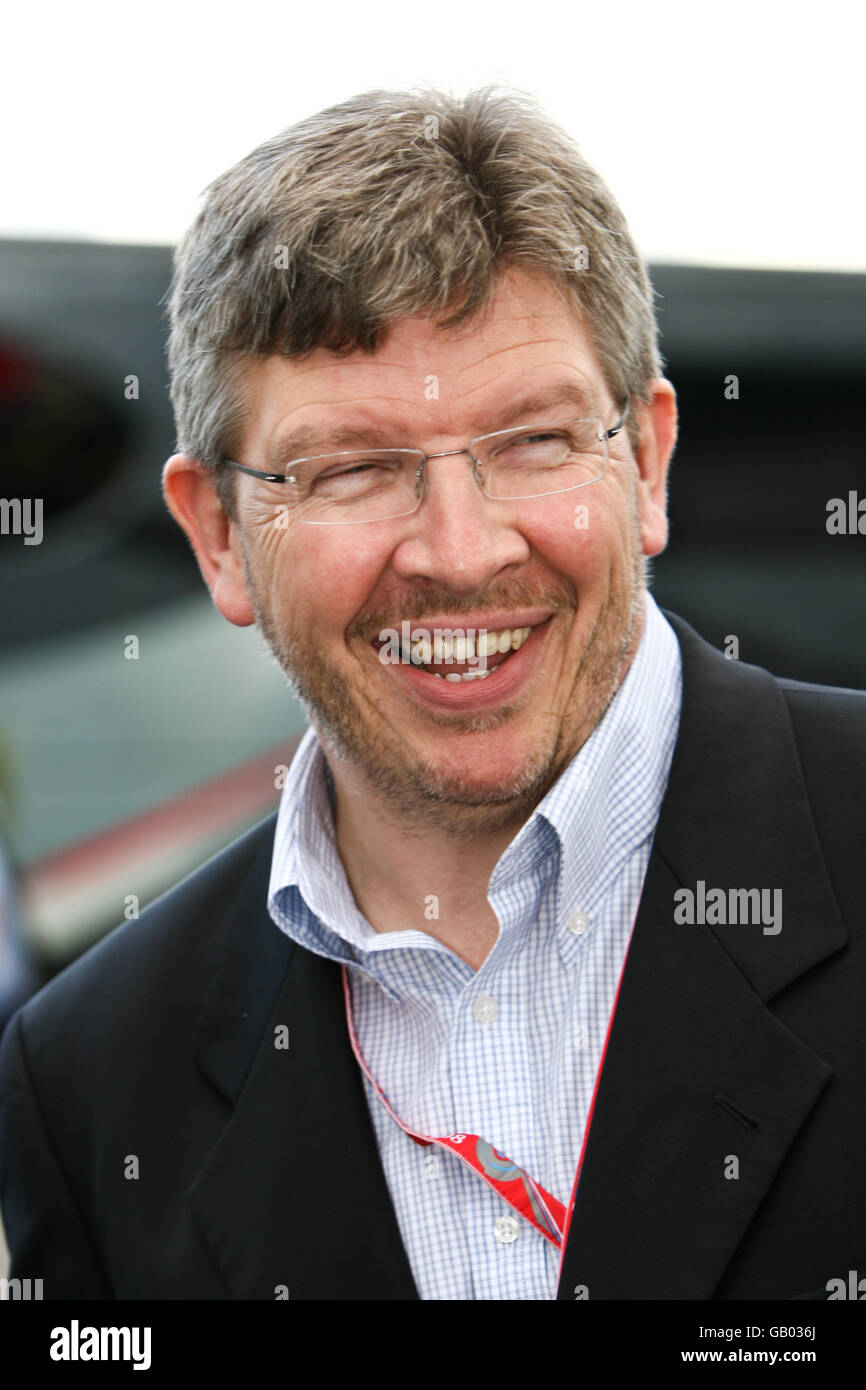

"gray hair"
[167, 83, 664, 517]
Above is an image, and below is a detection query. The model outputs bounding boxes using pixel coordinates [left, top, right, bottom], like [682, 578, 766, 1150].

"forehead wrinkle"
[452, 328, 591, 372]
[458, 358, 597, 406]
[277, 356, 429, 382]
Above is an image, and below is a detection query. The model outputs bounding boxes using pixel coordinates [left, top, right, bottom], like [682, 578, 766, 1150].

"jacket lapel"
[557, 613, 846, 1298]
[189, 822, 419, 1299]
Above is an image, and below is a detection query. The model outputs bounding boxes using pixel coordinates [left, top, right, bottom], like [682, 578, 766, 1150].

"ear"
[162, 455, 256, 627]
[631, 378, 678, 557]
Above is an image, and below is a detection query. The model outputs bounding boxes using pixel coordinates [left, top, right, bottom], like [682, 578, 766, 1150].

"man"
[1, 85, 864, 1301]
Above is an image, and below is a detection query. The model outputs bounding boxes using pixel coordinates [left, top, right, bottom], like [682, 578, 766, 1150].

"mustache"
[348, 577, 577, 643]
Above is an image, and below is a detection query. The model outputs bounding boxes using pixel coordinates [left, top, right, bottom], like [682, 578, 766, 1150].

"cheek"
[254, 522, 392, 629]
[518, 489, 629, 586]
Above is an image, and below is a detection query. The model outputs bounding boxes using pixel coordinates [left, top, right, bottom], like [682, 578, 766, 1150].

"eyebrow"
[265, 380, 605, 470]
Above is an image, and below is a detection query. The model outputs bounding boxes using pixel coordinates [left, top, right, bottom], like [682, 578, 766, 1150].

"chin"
[412, 737, 558, 807]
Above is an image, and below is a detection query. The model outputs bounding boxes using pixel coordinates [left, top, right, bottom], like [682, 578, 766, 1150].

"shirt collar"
[489, 590, 682, 958]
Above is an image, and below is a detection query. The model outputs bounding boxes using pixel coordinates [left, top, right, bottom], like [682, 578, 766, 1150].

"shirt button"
[567, 911, 590, 936]
[422, 1152, 441, 1180]
[473, 995, 499, 1023]
[493, 1215, 520, 1244]
[574, 1026, 586, 1048]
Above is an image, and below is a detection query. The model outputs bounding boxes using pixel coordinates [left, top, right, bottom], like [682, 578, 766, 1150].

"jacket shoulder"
[775, 674, 866, 812]
[2, 811, 278, 1053]
[664, 607, 866, 747]
[778, 671, 866, 735]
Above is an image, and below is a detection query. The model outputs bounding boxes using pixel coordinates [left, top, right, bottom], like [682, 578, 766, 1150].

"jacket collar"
[656, 611, 845, 1000]
[191, 610, 845, 1299]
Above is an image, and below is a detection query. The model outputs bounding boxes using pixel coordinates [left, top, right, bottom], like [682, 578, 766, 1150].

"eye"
[310, 455, 404, 497]
[492, 431, 570, 466]
[503, 431, 563, 450]
[323, 462, 378, 479]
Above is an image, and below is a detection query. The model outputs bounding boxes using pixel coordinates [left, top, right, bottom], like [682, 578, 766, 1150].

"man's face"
[171, 268, 675, 835]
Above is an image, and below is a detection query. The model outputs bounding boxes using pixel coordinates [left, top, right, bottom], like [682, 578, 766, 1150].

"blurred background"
[1, 0, 864, 1044]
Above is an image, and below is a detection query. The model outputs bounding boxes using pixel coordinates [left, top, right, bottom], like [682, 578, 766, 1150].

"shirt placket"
[450, 900, 550, 1297]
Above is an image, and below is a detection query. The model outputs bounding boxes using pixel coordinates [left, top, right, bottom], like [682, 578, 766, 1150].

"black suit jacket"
[1, 611, 865, 1300]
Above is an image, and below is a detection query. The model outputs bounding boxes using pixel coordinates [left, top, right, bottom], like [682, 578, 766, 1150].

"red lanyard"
[341, 930, 633, 1267]
[341, 964, 566, 1245]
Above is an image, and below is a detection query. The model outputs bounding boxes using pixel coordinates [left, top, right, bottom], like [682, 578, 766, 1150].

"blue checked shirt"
[267, 591, 682, 1299]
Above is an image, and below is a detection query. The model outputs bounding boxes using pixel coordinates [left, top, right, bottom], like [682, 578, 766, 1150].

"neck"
[330, 761, 519, 970]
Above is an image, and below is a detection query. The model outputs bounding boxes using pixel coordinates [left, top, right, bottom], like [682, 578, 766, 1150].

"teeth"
[437, 666, 494, 682]
[422, 626, 534, 662]
[390, 624, 536, 675]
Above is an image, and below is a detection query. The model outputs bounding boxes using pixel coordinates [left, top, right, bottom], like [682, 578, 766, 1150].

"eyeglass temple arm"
[605, 400, 630, 439]
[221, 459, 289, 483]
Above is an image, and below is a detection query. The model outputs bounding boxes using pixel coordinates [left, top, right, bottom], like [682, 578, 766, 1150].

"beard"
[241, 500, 648, 838]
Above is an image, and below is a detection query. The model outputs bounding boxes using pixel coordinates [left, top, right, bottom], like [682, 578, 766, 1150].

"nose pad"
[413, 460, 427, 501]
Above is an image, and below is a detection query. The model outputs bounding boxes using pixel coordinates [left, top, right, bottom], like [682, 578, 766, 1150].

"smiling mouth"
[371, 621, 548, 682]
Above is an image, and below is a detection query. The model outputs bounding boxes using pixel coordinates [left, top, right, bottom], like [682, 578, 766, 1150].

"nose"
[389, 451, 530, 591]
